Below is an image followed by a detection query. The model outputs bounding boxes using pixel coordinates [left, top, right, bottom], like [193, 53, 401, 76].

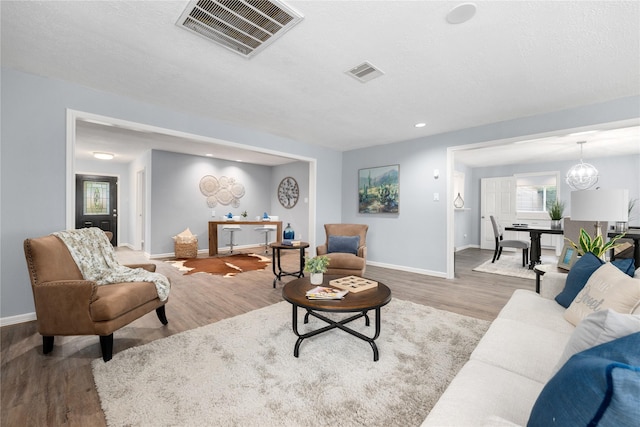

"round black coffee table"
[282, 275, 392, 361]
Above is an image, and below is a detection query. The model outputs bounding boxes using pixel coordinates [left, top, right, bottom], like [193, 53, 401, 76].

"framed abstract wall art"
[358, 164, 399, 214]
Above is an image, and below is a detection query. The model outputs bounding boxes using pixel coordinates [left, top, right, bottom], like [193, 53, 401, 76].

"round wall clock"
[278, 176, 299, 209]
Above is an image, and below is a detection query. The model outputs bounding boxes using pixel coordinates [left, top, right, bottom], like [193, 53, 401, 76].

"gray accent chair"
[490, 215, 530, 267]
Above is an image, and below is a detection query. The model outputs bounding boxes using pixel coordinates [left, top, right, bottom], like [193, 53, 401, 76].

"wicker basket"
[175, 240, 198, 259]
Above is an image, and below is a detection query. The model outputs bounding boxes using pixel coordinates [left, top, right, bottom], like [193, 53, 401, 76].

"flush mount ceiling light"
[414, 123, 427, 128]
[446, 3, 477, 24]
[176, 0, 304, 58]
[566, 141, 599, 190]
[93, 152, 114, 160]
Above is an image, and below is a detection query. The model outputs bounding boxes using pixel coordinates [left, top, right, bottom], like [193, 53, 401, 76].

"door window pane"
[84, 181, 109, 215]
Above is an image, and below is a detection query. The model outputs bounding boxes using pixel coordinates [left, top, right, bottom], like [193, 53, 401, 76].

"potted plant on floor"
[548, 199, 565, 229]
[304, 255, 329, 285]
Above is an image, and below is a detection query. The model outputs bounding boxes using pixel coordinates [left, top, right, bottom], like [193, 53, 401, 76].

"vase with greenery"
[548, 199, 565, 229]
[304, 255, 329, 285]
[566, 228, 625, 260]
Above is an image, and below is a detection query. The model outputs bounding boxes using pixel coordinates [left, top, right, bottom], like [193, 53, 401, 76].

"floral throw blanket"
[54, 228, 170, 301]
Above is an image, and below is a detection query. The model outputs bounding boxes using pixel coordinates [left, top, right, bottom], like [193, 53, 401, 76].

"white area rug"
[92, 299, 489, 427]
[473, 253, 558, 280]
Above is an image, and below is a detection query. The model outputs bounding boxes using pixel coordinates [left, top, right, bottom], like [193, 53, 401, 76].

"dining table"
[504, 225, 564, 269]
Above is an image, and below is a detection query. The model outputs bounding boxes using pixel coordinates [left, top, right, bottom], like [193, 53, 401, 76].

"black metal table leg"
[290, 306, 382, 361]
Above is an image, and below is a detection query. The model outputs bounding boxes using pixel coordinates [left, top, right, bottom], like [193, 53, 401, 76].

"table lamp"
[570, 189, 629, 237]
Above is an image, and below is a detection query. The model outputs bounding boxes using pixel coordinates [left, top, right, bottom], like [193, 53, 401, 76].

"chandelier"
[566, 141, 599, 190]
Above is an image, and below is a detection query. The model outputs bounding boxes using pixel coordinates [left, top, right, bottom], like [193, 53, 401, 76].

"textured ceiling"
[2, 1, 640, 164]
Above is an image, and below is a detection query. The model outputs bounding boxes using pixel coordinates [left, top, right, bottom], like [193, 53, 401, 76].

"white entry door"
[480, 177, 517, 250]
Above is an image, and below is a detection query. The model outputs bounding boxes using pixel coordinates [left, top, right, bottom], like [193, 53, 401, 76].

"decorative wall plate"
[199, 175, 219, 196]
[216, 188, 233, 205]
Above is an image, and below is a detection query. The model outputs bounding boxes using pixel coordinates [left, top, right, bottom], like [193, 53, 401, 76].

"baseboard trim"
[149, 244, 269, 259]
[1, 312, 36, 327]
[366, 261, 447, 279]
[455, 244, 479, 252]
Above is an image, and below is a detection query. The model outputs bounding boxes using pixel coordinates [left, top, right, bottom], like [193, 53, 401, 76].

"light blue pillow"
[555, 252, 604, 308]
[527, 332, 640, 427]
[327, 235, 360, 255]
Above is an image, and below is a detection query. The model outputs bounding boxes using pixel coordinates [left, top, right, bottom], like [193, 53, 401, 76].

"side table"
[270, 241, 310, 288]
[533, 264, 567, 294]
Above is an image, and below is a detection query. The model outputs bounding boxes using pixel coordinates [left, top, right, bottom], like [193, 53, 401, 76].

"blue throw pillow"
[527, 332, 640, 427]
[327, 235, 360, 255]
[555, 252, 604, 308]
[611, 258, 635, 277]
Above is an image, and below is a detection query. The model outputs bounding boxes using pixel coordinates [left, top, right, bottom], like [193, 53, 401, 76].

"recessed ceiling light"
[415, 123, 427, 128]
[446, 3, 477, 24]
[205, 154, 214, 157]
[93, 152, 114, 160]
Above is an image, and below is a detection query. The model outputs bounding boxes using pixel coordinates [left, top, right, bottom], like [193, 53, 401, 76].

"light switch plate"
[433, 193, 439, 201]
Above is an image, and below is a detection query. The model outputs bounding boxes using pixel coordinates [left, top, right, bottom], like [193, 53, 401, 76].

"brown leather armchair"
[23, 233, 169, 362]
[316, 224, 368, 276]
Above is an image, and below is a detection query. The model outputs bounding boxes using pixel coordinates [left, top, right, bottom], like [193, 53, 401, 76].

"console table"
[208, 220, 282, 256]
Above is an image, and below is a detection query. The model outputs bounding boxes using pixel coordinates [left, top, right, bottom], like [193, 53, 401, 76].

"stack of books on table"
[282, 239, 302, 246]
[305, 286, 349, 300]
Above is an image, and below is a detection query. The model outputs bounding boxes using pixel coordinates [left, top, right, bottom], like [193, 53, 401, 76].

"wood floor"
[1, 247, 537, 426]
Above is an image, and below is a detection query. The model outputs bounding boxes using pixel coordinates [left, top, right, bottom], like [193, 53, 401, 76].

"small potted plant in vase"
[549, 199, 565, 229]
[304, 255, 329, 285]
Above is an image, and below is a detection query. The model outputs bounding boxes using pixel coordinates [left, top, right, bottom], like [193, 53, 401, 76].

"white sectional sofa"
[422, 265, 640, 427]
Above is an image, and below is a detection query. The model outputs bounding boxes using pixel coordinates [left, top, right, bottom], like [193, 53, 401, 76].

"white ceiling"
[2, 1, 640, 166]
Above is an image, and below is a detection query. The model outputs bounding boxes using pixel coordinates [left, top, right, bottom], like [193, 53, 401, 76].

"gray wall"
[342, 140, 450, 276]
[1, 65, 638, 321]
[272, 161, 311, 244]
[342, 96, 640, 276]
[150, 150, 274, 255]
[1, 68, 342, 320]
[466, 154, 640, 245]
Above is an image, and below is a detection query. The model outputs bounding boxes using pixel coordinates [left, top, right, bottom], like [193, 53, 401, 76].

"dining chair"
[490, 215, 530, 267]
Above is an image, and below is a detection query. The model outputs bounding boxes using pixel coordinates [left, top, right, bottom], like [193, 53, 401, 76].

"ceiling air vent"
[176, 0, 303, 58]
[345, 61, 384, 83]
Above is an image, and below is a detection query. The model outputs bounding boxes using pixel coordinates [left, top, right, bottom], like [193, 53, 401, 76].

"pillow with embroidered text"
[564, 263, 640, 326]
